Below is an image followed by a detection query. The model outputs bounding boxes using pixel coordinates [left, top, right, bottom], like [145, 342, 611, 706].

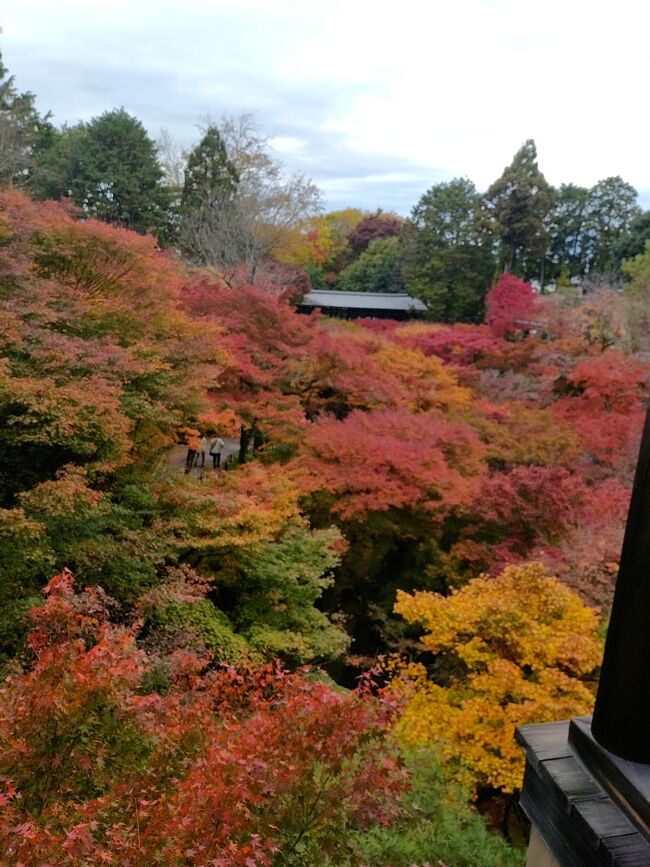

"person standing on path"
[195, 435, 209, 468]
[185, 446, 197, 473]
[209, 435, 225, 469]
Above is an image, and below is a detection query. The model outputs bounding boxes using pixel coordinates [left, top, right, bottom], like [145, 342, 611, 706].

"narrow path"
[167, 436, 241, 477]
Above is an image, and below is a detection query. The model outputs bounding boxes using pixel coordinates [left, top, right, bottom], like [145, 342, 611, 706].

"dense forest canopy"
[2, 46, 650, 865]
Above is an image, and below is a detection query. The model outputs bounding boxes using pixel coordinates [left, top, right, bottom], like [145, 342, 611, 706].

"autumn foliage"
[392, 563, 602, 793]
[0, 573, 405, 865]
[0, 189, 646, 854]
[485, 273, 537, 338]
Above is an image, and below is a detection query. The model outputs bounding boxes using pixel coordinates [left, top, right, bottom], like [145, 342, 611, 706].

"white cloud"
[2, 0, 649, 211]
[269, 135, 305, 154]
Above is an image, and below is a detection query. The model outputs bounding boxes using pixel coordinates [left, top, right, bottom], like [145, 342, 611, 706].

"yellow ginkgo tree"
[391, 562, 603, 793]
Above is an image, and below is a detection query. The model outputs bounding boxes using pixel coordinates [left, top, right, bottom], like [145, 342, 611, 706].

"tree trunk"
[238, 424, 252, 465]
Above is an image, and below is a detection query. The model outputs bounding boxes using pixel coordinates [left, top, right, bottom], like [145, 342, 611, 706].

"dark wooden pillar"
[591, 402, 650, 761]
[517, 403, 650, 865]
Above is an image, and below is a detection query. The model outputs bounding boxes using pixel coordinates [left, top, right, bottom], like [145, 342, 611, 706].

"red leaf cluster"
[0, 575, 406, 865]
[485, 273, 537, 338]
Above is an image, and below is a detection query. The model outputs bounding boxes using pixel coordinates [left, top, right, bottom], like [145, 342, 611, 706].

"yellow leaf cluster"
[180, 464, 304, 550]
[465, 401, 579, 468]
[274, 209, 364, 268]
[392, 562, 603, 793]
[371, 343, 473, 413]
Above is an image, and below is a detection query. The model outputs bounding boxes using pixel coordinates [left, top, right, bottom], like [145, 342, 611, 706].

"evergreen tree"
[0, 46, 54, 186]
[480, 139, 555, 278]
[402, 178, 494, 322]
[546, 183, 591, 278]
[613, 210, 650, 271]
[585, 176, 639, 274]
[181, 125, 239, 212]
[179, 125, 240, 262]
[28, 123, 85, 201]
[31, 108, 169, 237]
[178, 115, 320, 282]
[77, 109, 169, 234]
[337, 236, 405, 293]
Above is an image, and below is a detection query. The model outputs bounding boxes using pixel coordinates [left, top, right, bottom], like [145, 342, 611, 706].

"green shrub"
[150, 600, 248, 662]
[350, 749, 524, 867]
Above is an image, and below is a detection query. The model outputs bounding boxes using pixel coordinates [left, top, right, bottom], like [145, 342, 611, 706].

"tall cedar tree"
[179, 115, 320, 283]
[179, 124, 240, 263]
[480, 139, 555, 279]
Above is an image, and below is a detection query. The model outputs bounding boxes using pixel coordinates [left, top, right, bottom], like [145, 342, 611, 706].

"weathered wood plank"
[571, 798, 639, 848]
[515, 720, 572, 770]
[538, 755, 604, 807]
[570, 717, 650, 845]
[518, 719, 650, 865]
[599, 833, 650, 867]
[520, 764, 588, 867]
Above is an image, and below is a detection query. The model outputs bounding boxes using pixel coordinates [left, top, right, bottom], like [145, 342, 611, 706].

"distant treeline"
[2, 46, 649, 325]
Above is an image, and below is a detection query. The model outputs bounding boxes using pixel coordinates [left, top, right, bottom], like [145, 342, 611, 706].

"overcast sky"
[3, 0, 649, 213]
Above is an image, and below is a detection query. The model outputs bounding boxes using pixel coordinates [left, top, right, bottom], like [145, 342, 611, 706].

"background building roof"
[302, 290, 427, 312]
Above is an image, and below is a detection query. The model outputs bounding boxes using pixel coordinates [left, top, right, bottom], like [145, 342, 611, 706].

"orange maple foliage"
[0, 190, 229, 482]
[391, 563, 602, 793]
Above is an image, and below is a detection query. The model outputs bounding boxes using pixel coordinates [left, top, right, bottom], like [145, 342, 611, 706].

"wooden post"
[591, 402, 650, 761]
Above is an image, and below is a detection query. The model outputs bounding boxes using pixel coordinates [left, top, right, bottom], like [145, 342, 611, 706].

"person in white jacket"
[209, 435, 225, 469]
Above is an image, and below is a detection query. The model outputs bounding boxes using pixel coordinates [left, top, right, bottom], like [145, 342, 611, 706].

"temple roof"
[301, 290, 427, 312]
